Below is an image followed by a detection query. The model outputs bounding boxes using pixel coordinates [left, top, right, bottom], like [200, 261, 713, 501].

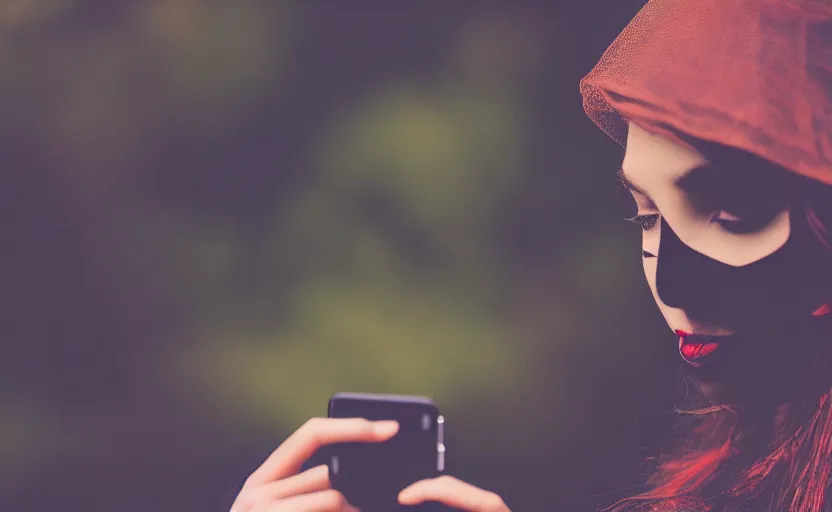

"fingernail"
[373, 420, 399, 436]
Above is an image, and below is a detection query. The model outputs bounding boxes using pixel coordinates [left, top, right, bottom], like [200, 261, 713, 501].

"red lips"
[680, 341, 721, 360]
[676, 330, 722, 366]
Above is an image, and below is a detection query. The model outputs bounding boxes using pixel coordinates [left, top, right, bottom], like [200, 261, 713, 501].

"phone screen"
[327, 393, 444, 511]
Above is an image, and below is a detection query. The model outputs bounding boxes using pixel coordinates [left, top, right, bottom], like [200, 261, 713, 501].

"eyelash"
[625, 213, 660, 231]
[625, 212, 748, 232]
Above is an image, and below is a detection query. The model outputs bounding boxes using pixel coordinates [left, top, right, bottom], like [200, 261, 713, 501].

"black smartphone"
[327, 392, 445, 511]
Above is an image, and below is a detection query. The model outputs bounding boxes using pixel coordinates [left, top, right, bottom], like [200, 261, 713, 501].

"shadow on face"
[621, 122, 832, 405]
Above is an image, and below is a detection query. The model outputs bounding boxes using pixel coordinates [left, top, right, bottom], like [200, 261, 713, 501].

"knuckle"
[230, 494, 255, 512]
[437, 474, 456, 484]
[302, 417, 325, 430]
[301, 417, 326, 440]
[354, 417, 374, 432]
[320, 489, 347, 508]
[484, 492, 507, 511]
[240, 476, 260, 494]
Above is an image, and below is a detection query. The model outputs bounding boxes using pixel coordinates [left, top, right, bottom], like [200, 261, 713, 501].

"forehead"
[621, 122, 803, 199]
[621, 123, 707, 186]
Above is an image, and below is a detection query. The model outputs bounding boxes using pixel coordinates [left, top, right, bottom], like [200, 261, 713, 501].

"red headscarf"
[581, 3, 832, 510]
[580, 0, 832, 185]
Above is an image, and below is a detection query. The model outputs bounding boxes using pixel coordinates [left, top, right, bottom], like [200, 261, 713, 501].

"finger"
[398, 475, 509, 512]
[232, 465, 330, 511]
[245, 418, 399, 487]
[265, 489, 358, 512]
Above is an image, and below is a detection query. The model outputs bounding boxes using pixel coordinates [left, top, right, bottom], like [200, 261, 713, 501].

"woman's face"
[621, 123, 831, 372]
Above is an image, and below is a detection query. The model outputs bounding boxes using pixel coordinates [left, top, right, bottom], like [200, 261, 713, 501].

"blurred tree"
[0, 3, 676, 512]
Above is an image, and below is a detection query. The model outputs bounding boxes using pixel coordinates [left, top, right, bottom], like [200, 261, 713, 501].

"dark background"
[2, 1, 687, 510]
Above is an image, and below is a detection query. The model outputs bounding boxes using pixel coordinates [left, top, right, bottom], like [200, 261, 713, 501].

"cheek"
[642, 254, 676, 327]
[662, 209, 791, 267]
[643, 225, 660, 255]
[641, 231, 659, 301]
[642, 255, 658, 304]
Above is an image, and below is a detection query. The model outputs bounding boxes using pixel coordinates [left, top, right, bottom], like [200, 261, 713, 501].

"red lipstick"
[676, 330, 723, 366]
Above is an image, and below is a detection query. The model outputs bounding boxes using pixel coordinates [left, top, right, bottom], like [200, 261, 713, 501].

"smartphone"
[327, 392, 445, 511]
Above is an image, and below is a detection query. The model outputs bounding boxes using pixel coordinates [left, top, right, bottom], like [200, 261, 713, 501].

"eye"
[710, 210, 769, 234]
[625, 213, 660, 231]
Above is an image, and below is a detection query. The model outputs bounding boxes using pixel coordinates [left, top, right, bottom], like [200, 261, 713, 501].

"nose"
[655, 220, 726, 310]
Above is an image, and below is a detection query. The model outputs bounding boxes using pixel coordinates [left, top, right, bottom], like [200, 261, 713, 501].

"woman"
[231, 0, 832, 510]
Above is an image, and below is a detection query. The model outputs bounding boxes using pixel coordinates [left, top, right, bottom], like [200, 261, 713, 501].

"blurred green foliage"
[2, 2, 673, 510]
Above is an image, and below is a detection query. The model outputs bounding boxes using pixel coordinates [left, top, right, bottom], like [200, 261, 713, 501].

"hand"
[399, 475, 511, 511]
[230, 417, 399, 512]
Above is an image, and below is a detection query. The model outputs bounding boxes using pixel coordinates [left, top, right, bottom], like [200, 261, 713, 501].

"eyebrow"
[616, 167, 650, 197]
